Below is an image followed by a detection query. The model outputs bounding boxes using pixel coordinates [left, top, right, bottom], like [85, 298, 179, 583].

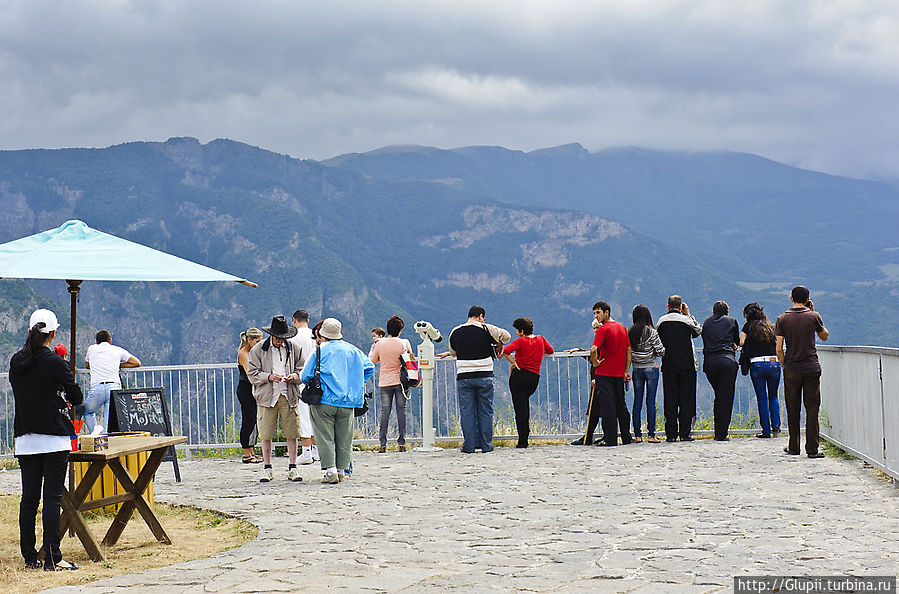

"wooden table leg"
[58, 460, 106, 537]
[103, 448, 170, 546]
[60, 488, 105, 562]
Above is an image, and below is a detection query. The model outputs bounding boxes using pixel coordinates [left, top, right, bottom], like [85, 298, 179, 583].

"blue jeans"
[82, 383, 116, 432]
[750, 361, 782, 436]
[456, 376, 495, 453]
[631, 366, 659, 437]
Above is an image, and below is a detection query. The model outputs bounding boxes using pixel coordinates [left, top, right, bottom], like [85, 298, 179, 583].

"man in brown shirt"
[774, 286, 829, 458]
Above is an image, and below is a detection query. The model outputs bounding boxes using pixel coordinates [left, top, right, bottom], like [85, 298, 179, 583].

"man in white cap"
[247, 315, 309, 483]
[300, 318, 373, 484]
[83, 329, 141, 434]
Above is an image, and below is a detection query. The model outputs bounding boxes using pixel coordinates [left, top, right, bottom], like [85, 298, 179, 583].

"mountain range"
[0, 137, 896, 367]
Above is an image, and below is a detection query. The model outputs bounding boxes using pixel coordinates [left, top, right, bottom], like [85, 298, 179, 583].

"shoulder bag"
[301, 344, 323, 405]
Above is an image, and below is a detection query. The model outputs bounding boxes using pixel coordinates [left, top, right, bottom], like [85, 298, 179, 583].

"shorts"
[257, 395, 301, 440]
[297, 400, 314, 438]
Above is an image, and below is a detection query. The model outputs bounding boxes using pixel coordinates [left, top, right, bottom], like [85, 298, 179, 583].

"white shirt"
[15, 434, 71, 455]
[85, 342, 133, 387]
[271, 343, 288, 398]
[289, 327, 315, 364]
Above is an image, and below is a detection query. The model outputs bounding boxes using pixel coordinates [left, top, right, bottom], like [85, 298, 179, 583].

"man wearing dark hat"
[247, 315, 310, 482]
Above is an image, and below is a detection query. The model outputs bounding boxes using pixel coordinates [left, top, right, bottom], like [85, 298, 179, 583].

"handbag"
[355, 391, 372, 417]
[399, 351, 421, 389]
[300, 344, 323, 405]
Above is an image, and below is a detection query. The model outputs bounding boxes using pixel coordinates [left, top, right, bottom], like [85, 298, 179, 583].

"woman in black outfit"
[237, 327, 263, 463]
[10, 309, 83, 571]
[700, 301, 740, 441]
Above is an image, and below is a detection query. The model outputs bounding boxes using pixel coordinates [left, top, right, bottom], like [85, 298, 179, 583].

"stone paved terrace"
[6, 437, 899, 593]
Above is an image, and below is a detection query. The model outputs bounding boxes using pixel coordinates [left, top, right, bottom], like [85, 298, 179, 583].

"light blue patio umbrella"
[0, 219, 256, 370]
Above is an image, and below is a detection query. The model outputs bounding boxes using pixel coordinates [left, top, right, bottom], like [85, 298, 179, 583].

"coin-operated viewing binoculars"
[413, 321, 442, 451]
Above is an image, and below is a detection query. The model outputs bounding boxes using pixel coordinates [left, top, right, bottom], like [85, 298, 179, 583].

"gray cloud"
[1, 0, 897, 178]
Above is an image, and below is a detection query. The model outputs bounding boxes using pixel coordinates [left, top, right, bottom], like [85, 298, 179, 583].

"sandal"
[647, 437, 661, 443]
[633, 437, 643, 443]
[44, 559, 78, 571]
[242, 455, 263, 464]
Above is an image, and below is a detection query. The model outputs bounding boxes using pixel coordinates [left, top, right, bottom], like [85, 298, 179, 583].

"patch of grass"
[0, 496, 256, 594]
[822, 439, 856, 461]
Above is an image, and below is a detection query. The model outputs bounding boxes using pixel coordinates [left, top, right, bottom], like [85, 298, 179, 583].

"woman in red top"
[502, 317, 554, 448]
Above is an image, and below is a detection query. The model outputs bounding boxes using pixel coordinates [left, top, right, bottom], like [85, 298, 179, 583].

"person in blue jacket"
[301, 318, 374, 484]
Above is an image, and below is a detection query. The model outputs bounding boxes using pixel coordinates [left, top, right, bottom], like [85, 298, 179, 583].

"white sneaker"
[287, 468, 303, 482]
[321, 470, 339, 484]
[297, 451, 314, 465]
[259, 467, 273, 482]
[311, 446, 320, 462]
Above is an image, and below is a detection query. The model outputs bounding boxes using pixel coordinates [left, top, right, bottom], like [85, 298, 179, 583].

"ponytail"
[20, 323, 49, 361]
[240, 327, 263, 349]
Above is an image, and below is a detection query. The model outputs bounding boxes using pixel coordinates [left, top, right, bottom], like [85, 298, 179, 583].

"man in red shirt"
[589, 301, 633, 446]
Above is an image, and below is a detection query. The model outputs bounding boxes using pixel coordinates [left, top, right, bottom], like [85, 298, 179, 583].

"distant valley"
[0, 137, 896, 367]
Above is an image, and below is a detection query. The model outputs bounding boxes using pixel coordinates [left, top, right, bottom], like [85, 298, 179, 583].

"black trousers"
[236, 380, 258, 449]
[509, 369, 540, 445]
[596, 375, 631, 445]
[18, 449, 69, 565]
[662, 369, 697, 439]
[704, 357, 738, 440]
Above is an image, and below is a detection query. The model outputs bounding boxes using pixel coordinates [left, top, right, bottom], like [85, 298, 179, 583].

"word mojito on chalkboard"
[109, 387, 181, 482]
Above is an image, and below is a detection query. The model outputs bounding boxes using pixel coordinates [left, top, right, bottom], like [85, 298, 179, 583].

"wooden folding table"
[51, 435, 187, 562]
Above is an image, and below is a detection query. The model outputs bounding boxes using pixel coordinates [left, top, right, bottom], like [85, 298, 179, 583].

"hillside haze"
[0, 138, 896, 366]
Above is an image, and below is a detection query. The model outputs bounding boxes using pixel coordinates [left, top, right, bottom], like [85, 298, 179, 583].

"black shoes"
[756, 433, 772, 438]
[680, 436, 695, 442]
[24, 560, 42, 570]
[596, 441, 617, 447]
[570, 437, 593, 446]
[808, 452, 825, 459]
[515, 443, 528, 449]
[665, 437, 677, 443]
[783, 447, 800, 456]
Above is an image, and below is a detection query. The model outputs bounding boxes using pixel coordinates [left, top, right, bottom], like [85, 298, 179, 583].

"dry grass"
[0, 494, 256, 594]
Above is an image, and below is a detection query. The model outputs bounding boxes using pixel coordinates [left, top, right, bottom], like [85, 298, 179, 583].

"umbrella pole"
[66, 280, 81, 539]
[66, 280, 82, 374]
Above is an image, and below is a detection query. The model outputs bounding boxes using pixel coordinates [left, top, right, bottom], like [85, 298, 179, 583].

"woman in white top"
[370, 315, 413, 453]
[10, 309, 83, 571]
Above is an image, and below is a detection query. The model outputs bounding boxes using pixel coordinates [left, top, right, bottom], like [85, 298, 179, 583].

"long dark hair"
[20, 323, 50, 362]
[628, 304, 655, 350]
[743, 302, 774, 343]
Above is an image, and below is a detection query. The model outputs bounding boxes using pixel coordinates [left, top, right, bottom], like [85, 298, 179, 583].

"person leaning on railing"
[501, 316, 554, 449]
[237, 327, 264, 463]
[10, 309, 83, 572]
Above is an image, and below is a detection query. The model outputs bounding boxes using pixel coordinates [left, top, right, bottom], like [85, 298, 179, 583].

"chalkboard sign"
[109, 387, 181, 482]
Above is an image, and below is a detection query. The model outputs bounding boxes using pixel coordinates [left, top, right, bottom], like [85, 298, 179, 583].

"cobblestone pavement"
[5, 437, 898, 593]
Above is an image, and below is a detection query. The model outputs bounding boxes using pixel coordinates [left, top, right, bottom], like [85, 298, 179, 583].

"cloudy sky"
[1, 1, 897, 178]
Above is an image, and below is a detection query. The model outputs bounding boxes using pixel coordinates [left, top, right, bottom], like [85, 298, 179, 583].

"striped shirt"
[448, 322, 511, 379]
[631, 327, 665, 368]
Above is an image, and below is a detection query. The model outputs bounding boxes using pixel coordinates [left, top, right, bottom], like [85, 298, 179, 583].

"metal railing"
[818, 345, 899, 481]
[1, 346, 894, 477]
